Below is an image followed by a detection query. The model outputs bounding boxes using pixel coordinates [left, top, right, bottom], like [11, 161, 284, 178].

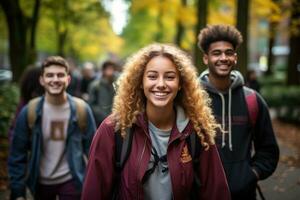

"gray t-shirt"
[39, 101, 72, 185]
[143, 121, 172, 200]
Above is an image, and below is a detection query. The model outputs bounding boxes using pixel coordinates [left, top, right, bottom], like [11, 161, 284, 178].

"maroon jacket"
[82, 114, 231, 200]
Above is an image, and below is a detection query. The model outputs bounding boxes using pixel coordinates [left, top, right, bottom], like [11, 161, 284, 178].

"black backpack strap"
[189, 131, 202, 186]
[115, 127, 134, 171]
[186, 131, 202, 200]
[113, 127, 133, 200]
[189, 130, 197, 158]
[120, 128, 134, 169]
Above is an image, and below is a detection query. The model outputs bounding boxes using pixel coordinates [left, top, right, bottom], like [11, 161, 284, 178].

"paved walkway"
[259, 119, 300, 200]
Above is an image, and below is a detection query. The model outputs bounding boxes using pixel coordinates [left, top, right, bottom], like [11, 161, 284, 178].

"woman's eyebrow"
[145, 70, 158, 73]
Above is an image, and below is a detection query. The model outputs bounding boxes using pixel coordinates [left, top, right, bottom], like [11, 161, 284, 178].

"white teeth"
[154, 92, 168, 97]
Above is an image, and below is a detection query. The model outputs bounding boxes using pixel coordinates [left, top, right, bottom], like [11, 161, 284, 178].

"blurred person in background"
[245, 70, 261, 93]
[66, 58, 82, 97]
[80, 62, 96, 101]
[7, 66, 44, 143]
[88, 61, 118, 126]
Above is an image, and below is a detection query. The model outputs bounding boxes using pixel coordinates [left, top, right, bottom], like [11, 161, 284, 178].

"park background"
[0, 0, 300, 199]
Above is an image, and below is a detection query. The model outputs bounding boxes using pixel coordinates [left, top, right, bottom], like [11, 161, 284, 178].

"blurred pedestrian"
[198, 24, 279, 200]
[80, 62, 96, 101]
[7, 66, 44, 143]
[88, 60, 118, 126]
[66, 58, 82, 97]
[246, 70, 260, 93]
[82, 43, 230, 200]
[8, 56, 96, 200]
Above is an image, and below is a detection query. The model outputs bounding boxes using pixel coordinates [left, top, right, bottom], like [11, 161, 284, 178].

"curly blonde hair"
[112, 43, 218, 149]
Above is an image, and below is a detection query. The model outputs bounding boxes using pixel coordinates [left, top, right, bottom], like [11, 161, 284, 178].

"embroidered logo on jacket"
[180, 144, 192, 163]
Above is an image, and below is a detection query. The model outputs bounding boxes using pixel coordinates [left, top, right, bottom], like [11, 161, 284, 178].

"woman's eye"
[166, 76, 175, 80]
[148, 75, 156, 79]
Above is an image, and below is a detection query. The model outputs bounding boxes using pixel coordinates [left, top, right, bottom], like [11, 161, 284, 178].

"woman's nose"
[157, 77, 166, 88]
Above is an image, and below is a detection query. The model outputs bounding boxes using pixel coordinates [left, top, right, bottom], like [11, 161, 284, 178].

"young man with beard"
[8, 56, 96, 200]
[197, 25, 279, 199]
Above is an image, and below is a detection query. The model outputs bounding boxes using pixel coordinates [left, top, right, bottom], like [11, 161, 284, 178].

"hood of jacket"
[135, 105, 190, 134]
[199, 69, 244, 94]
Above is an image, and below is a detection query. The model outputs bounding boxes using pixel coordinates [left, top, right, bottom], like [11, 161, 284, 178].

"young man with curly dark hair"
[198, 24, 279, 200]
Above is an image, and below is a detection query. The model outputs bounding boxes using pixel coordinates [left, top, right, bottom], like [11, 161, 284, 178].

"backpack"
[243, 86, 259, 128]
[27, 96, 87, 133]
[244, 87, 266, 200]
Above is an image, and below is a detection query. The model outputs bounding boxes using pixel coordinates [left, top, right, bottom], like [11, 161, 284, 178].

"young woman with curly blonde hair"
[82, 43, 230, 200]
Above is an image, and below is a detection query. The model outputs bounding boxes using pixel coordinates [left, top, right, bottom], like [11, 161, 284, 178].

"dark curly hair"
[20, 66, 44, 103]
[197, 24, 243, 53]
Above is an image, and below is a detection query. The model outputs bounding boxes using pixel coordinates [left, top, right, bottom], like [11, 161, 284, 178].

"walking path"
[259, 119, 300, 200]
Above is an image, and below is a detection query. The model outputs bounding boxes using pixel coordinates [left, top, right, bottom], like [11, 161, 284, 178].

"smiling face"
[203, 41, 237, 79]
[142, 56, 180, 111]
[39, 65, 70, 97]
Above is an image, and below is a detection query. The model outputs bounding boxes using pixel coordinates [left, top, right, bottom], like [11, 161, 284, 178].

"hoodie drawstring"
[218, 93, 226, 148]
[218, 89, 233, 151]
[228, 88, 232, 151]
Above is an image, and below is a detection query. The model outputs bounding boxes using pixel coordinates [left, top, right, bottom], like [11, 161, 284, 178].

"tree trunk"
[0, 0, 28, 82]
[28, 0, 41, 64]
[54, 12, 68, 57]
[175, 0, 187, 47]
[0, 0, 40, 82]
[266, 0, 280, 76]
[57, 30, 68, 56]
[287, 0, 300, 85]
[266, 21, 277, 76]
[236, 0, 249, 77]
[194, 0, 207, 73]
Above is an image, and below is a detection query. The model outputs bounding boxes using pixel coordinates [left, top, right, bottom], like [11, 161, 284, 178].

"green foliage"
[36, 0, 122, 61]
[0, 83, 19, 136]
[122, 9, 158, 56]
[121, 0, 197, 57]
[261, 85, 300, 123]
[258, 72, 285, 86]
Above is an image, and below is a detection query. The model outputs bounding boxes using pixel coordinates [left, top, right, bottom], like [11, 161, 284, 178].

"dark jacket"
[82, 112, 231, 200]
[199, 70, 279, 199]
[8, 95, 96, 199]
[88, 77, 115, 126]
